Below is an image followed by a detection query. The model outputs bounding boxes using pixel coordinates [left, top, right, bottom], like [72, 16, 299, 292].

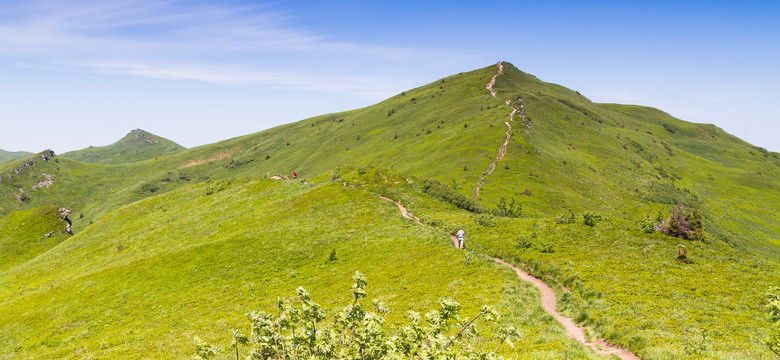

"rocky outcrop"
[32, 173, 55, 190]
[131, 129, 160, 145]
[9, 150, 55, 175]
[40, 150, 55, 162]
[59, 208, 73, 235]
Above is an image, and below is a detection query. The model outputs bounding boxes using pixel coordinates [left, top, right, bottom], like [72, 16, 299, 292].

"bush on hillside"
[421, 179, 484, 213]
[656, 205, 705, 241]
[495, 196, 521, 218]
[136, 182, 160, 194]
[515, 234, 534, 249]
[766, 324, 780, 356]
[765, 287, 780, 356]
[582, 212, 602, 227]
[555, 211, 577, 224]
[473, 213, 497, 227]
[194, 272, 519, 360]
[205, 179, 232, 196]
[639, 217, 657, 234]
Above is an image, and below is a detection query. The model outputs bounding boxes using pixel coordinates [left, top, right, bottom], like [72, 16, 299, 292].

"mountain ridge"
[0, 62, 778, 358]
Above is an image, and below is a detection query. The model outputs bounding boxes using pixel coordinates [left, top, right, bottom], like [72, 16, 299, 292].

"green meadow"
[0, 176, 600, 359]
[0, 63, 778, 358]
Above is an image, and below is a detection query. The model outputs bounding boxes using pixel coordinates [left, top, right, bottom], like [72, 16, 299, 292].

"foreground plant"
[765, 287, 780, 356]
[195, 271, 518, 359]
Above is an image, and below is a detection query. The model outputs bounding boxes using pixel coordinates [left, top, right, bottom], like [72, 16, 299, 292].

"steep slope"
[0, 149, 32, 164]
[62, 129, 185, 164]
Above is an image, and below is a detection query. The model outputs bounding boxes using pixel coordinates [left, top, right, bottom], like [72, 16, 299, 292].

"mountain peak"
[62, 129, 185, 165]
[120, 129, 160, 145]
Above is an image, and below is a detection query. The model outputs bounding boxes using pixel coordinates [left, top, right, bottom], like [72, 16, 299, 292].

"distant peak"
[127, 129, 146, 138]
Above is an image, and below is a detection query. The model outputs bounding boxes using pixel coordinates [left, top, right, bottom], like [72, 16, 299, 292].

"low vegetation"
[196, 272, 520, 360]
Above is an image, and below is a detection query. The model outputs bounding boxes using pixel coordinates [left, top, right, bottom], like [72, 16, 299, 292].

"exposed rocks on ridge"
[59, 207, 73, 235]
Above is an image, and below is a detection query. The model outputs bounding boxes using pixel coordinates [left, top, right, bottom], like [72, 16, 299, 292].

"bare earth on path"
[475, 62, 527, 197]
[379, 194, 642, 359]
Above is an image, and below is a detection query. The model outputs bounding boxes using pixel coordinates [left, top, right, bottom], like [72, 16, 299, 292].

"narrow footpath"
[475, 62, 513, 197]
[379, 196, 641, 360]
[475, 62, 530, 198]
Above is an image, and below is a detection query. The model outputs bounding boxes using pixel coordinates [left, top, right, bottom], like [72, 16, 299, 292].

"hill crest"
[62, 129, 185, 164]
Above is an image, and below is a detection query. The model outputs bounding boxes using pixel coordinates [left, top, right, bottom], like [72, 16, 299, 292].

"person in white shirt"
[456, 227, 465, 249]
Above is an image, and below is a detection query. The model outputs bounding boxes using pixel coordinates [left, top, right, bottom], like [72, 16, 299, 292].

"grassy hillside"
[0, 149, 32, 164]
[62, 129, 185, 165]
[0, 206, 71, 273]
[0, 174, 599, 359]
[0, 151, 165, 232]
[349, 166, 780, 359]
[4, 64, 776, 256]
[0, 62, 778, 359]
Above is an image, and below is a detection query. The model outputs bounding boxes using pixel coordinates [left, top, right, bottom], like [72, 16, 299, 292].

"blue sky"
[1, 0, 778, 153]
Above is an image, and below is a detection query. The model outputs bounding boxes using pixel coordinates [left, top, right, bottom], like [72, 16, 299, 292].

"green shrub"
[538, 240, 555, 253]
[767, 323, 780, 357]
[766, 287, 780, 323]
[515, 234, 534, 249]
[421, 179, 484, 213]
[474, 213, 497, 227]
[766, 286, 780, 356]
[195, 272, 518, 360]
[205, 179, 232, 195]
[330, 166, 341, 180]
[582, 212, 602, 227]
[137, 183, 160, 194]
[326, 249, 337, 263]
[495, 196, 522, 218]
[639, 217, 656, 233]
[555, 211, 577, 224]
[676, 244, 692, 263]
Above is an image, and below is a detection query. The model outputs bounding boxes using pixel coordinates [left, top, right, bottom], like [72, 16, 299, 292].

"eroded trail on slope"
[475, 62, 531, 198]
[474, 122, 512, 197]
[475, 62, 513, 197]
[379, 195, 641, 360]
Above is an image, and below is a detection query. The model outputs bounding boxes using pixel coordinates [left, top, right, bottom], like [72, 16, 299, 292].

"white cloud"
[0, 0, 420, 96]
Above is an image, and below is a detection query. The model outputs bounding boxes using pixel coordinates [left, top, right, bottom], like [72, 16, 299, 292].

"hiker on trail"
[457, 227, 465, 249]
[293, 171, 297, 179]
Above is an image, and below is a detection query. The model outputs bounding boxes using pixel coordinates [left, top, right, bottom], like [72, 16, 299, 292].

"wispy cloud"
[0, 0, 420, 96]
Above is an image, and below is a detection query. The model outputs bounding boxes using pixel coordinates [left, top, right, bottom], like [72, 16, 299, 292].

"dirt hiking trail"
[379, 195, 641, 360]
[475, 62, 531, 198]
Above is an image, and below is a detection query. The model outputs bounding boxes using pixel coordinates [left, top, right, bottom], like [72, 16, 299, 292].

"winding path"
[474, 121, 512, 197]
[475, 62, 514, 197]
[379, 195, 641, 360]
[485, 62, 504, 98]
[475, 62, 533, 197]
